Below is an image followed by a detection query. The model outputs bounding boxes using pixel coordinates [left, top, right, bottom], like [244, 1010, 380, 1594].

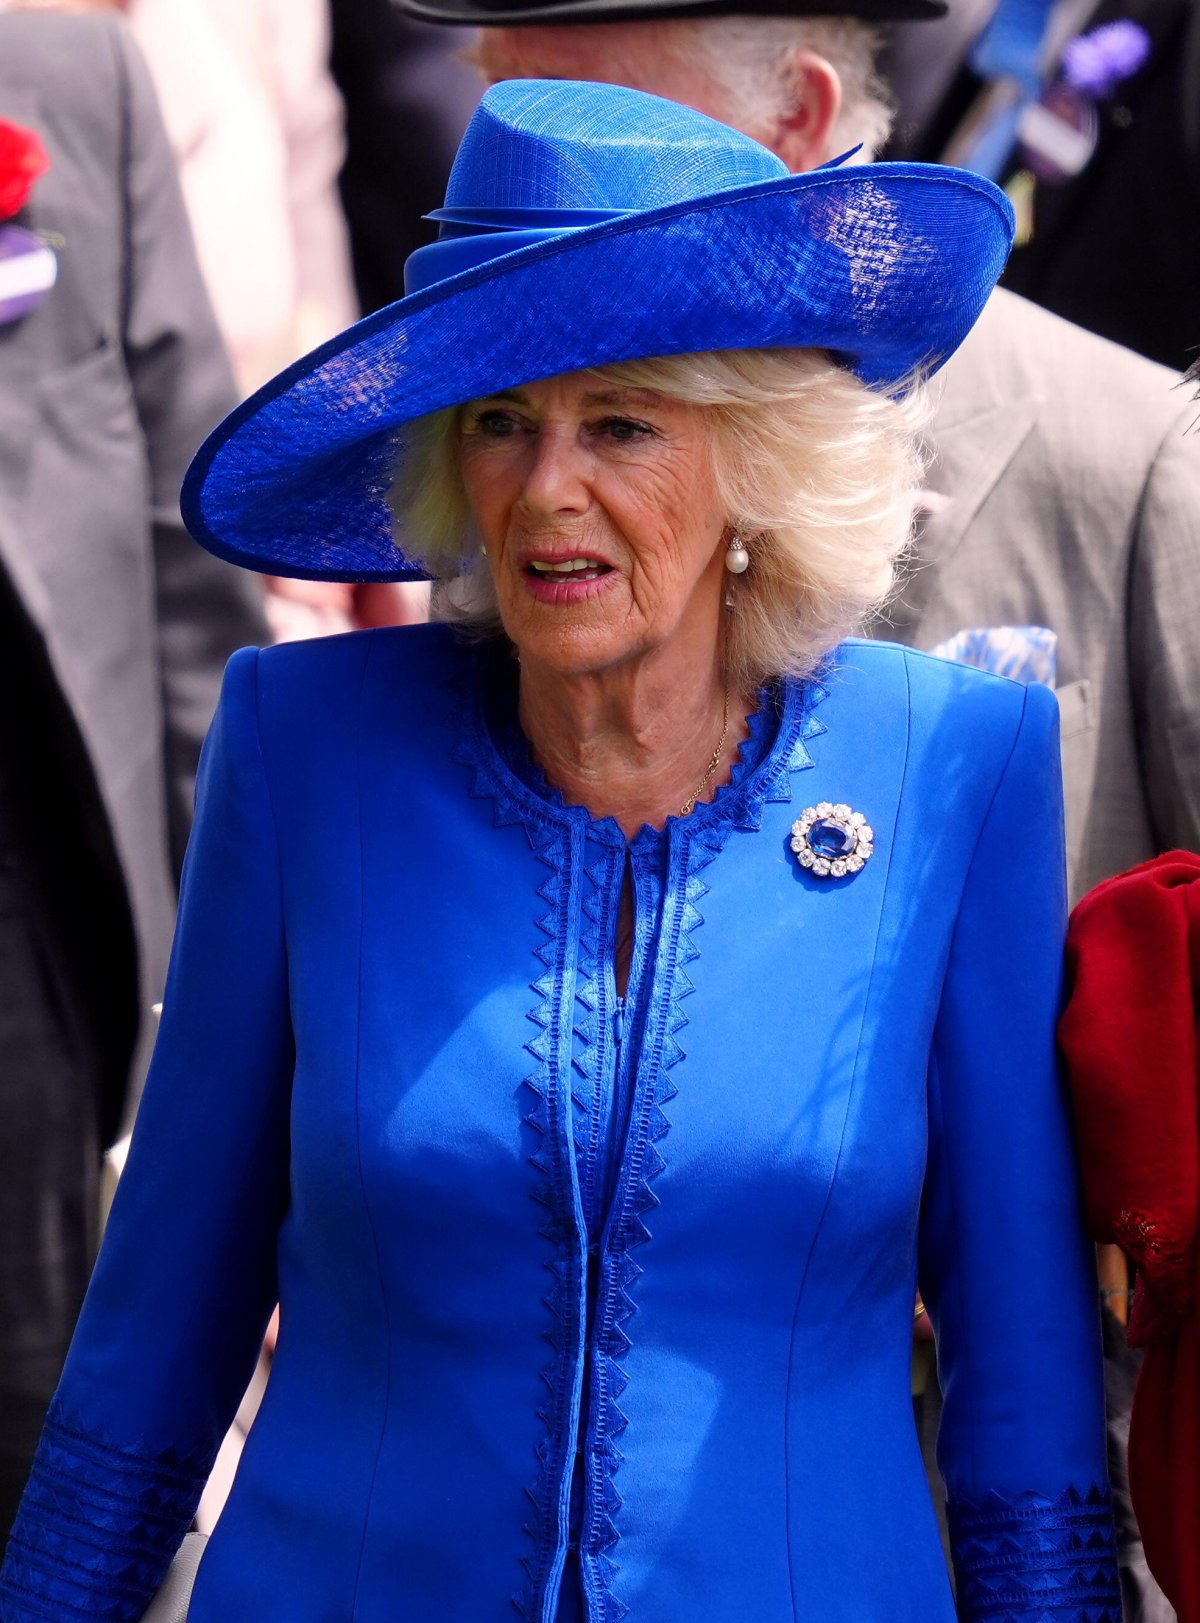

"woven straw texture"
[181, 80, 1013, 583]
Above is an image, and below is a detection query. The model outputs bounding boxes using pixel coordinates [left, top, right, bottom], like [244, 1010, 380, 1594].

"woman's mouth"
[525, 555, 611, 582]
[521, 554, 617, 601]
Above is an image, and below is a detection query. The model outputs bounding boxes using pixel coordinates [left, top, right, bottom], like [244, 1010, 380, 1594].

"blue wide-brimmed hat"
[182, 80, 1014, 583]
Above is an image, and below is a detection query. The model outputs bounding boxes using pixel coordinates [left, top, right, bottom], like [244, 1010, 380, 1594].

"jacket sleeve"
[111, 17, 270, 878]
[0, 649, 293, 1623]
[918, 681, 1121, 1622]
[1128, 404, 1200, 858]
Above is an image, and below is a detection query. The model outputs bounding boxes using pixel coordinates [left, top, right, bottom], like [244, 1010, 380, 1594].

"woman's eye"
[595, 416, 654, 444]
[471, 409, 522, 438]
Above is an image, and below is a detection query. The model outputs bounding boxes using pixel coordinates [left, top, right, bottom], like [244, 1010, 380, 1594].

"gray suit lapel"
[0, 85, 52, 626]
[887, 367, 1041, 644]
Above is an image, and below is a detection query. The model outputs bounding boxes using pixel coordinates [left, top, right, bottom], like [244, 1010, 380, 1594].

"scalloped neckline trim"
[460, 639, 822, 848]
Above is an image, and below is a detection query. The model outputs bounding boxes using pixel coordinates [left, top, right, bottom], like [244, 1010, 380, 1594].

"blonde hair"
[391, 347, 926, 691]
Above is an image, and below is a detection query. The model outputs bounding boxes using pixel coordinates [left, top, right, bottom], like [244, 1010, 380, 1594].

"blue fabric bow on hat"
[182, 79, 1014, 584]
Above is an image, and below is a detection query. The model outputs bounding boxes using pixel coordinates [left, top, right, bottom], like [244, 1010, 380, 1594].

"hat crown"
[445, 79, 787, 213]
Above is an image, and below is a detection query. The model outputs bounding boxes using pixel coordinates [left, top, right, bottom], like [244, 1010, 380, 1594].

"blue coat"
[0, 625, 1119, 1622]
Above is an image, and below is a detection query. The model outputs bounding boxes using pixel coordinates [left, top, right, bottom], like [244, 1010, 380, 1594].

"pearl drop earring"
[725, 532, 749, 574]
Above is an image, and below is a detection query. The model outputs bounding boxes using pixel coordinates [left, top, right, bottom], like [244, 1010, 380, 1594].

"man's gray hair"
[677, 15, 893, 161]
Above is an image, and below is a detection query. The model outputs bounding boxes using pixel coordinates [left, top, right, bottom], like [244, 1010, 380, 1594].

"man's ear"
[771, 49, 842, 174]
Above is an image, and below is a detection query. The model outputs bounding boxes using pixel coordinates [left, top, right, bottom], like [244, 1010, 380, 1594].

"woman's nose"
[517, 426, 591, 517]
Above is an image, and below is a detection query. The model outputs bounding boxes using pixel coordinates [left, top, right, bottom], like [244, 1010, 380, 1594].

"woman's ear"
[770, 49, 842, 174]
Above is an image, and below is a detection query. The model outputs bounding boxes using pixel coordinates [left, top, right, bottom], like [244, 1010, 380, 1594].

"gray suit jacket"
[887, 288, 1200, 903]
[0, 12, 267, 1124]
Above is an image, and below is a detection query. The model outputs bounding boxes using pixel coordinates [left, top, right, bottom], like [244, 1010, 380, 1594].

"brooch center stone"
[791, 803, 874, 879]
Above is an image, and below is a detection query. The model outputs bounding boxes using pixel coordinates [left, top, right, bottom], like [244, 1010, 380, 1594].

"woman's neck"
[516, 640, 751, 839]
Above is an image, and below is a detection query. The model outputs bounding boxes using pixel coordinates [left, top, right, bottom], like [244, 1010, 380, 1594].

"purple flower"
[1062, 19, 1152, 98]
[0, 222, 57, 328]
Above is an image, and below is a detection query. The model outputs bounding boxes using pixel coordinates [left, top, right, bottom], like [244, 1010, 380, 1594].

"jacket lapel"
[0, 85, 53, 628]
[887, 342, 1041, 645]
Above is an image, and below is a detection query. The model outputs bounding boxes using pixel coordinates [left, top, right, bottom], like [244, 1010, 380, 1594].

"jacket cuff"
[0, 1401, 207, 1623]
[948, 1484, 1121, 1622]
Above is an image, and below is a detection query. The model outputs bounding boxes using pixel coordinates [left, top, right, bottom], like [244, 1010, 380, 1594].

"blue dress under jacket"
[0, 625, 1119, 1623]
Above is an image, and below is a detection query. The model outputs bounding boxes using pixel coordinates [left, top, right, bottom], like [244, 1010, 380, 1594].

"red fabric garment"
[1059, 849, 1200, 1620]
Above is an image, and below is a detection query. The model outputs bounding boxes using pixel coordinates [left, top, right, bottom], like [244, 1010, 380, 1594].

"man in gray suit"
[403, 3, 1198, 1617]
[0, 9, 267, 1531]
[432, 3, 1200, 908]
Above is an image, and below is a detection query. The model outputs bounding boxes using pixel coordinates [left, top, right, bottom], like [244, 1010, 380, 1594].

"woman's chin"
[500, 581, 637, 675]
[504, 616, 639, 680]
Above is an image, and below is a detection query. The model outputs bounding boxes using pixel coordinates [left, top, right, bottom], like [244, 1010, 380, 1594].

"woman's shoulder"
[809, 637, 1059, 772]
[789, 640, 1062, 875]
[207, 625, 478, 830]
[248, 621, 464, 708]
[215, 623, 472, 769]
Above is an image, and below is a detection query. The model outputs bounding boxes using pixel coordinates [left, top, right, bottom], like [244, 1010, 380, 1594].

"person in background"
[885, 0, 1200, 373]
[97, 0, 428, 637]
[109, 0, 374, 640]
[409, 1, 1200, 1617]
[329, 0, 481, 314]
[122, 0, 359, 398]
[1060, 850, 1200, 1623]
[0, 5, 267, 1537]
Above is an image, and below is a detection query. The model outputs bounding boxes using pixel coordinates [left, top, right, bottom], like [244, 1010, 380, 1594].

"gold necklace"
[679, 685, 731, 818]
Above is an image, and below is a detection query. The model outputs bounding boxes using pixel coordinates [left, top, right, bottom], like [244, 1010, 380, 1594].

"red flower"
[0, 118, 50, 222]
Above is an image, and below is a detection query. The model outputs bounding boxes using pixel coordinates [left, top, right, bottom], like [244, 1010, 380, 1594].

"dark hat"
[394, 0, 944, 30]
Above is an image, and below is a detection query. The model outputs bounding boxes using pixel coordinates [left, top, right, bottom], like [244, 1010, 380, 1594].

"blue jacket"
[0, 626, 1118, 1622]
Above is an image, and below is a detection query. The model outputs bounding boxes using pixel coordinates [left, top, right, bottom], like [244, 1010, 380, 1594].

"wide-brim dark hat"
[182, 80, 1011, 584]
[396, 0, 944, 28]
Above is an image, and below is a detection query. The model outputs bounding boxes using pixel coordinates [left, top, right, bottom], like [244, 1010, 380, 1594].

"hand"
[1097, 1242, 1132, 1328]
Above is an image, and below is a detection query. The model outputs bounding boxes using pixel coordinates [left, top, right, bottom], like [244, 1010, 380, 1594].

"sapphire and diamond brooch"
[790, 803, 874, 879]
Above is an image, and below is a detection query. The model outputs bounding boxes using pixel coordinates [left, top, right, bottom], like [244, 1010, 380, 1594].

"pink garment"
[127, 0, 358, 394]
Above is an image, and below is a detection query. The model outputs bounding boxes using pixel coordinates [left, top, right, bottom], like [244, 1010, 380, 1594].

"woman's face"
[458, 371, 727, 678]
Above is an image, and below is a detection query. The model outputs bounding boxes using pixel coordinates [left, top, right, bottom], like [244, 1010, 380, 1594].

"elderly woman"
[0, 81, 1118, 1623]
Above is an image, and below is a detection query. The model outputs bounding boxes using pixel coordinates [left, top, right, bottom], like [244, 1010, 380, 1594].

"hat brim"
[182, 164, 1011, 583]
[396, 0, 945, 24]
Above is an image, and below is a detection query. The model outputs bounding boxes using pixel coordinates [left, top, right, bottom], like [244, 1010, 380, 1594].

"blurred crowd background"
[1, 0, 1197, 1604]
